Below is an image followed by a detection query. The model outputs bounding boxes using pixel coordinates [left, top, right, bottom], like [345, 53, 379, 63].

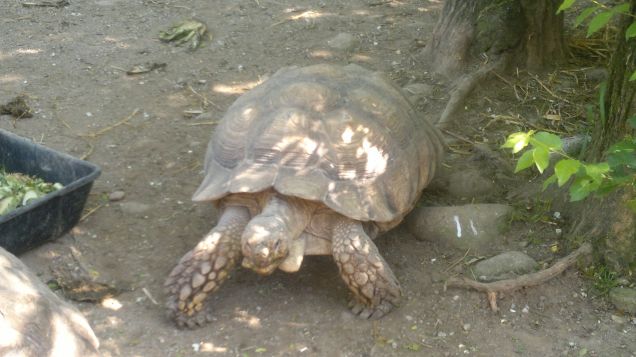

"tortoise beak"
[241, 256, 279, 275]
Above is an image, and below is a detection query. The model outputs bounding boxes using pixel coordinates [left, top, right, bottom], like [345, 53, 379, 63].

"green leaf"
[569, 176, 594, 201]
[543, 174, 558, 190]
[626, 22, 636, 39]
[585, 162, 610, 183]
[557, 0, 576, 13]
[531, 132, 563, 151]
[502, 131, 534, 153]
[612, 3, 630, 14]
[607, 138, 636, 168]
[575, 7, 598, 27]
[555, 159, 581, 186]
[587, 11, 613, 37]
[515, 149, 536, 173]
[596, 180, 622, 195]
[630, 70, 636, 81]
[533, 147, 550, 173]
[627, 199, 636, 213]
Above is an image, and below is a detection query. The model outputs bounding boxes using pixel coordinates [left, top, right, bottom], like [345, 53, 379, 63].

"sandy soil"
[1, 0, 635, 356]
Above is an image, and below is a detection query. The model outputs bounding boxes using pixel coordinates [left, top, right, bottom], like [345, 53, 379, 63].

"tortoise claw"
[333, 217, 402, 320]
[165, 206, 249, 328]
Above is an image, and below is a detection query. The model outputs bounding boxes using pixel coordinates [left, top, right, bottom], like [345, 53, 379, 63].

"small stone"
[473, 251, 538, 282]
[462, 323, 471, 331]
[119, 201, 150, 215]
[583, 67, 608, 82]
[402, 83, 434, 97]
[609, 287, 636, 314]
[108, 190, 125, 201]
[437, 331, 447, 338]
[327, 33, 358, 51]
[611, 314, 627, 324]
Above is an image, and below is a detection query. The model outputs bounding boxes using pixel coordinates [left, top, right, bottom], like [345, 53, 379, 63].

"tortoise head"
[240, 217, 291, 275]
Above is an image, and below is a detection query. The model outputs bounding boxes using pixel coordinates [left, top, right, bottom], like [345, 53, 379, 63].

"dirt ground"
[1, 0, 636, 356]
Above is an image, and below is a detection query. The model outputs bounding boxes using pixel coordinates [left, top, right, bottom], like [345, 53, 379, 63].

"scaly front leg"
[331, 216, 402, 319]
[165, 206, 250, 328]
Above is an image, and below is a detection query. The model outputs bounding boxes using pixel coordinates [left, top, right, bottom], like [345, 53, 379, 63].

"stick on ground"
[446, 243, 592, 312]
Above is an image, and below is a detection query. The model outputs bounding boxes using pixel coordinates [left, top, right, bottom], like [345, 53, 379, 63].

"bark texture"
[588, 0, 636, 160]
[424, 0, 565, 78]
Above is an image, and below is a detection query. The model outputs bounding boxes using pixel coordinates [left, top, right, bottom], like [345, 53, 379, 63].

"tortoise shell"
[193, 64, 443, 226]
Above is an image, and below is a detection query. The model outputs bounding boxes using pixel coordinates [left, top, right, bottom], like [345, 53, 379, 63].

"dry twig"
[79, 108, 139, 138]
[187, 84, 220, 110]
[446, 243, 592, 312]
[80, 204, 103, 222]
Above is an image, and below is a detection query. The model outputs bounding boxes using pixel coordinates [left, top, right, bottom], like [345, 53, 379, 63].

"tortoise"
[165, 64, 444, 327]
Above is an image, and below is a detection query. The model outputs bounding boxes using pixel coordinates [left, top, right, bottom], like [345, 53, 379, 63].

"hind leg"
[331, 217, 402, 319]
[165, 206, 249, 328]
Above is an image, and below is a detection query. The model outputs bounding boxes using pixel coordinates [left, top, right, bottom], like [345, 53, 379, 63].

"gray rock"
[447, 168, 494, 199]
[406, 204, 513, 255]
[402, 83, 434, 104]
[583, 67, 608, 82]
[609, 287, 636, 314]
[0, 247, 100, 356]
[327, 33, 358, 51]
[119, 201, 150, 215]
[108, 190, 126, 202]
[472, 251, 538, 282]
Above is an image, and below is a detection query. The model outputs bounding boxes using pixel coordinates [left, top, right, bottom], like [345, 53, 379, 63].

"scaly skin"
[240, 194, 313, 275]
[331, 216, 402, 319]
[164, 206, 249, 328]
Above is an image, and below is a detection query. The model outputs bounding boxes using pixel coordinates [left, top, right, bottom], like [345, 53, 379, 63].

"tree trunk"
[424, 0, 565, 78]
[588, 0, 636, 161]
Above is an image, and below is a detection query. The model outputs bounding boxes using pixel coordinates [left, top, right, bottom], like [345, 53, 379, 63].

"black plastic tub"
[0, 129, 101, 254]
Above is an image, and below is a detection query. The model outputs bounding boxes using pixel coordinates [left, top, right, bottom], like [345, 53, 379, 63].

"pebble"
[473, 251, 538, 282]
[327, 32, 358, 51]
[610, 287, 636, 314]
[108, 190, 126, 201]
[611, 314, 627, 324]
[119, 201, 151, 215]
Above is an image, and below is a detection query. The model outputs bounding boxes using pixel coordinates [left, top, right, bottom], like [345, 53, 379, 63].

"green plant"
[583, 265, 620, 295]
[0, 168, 63, 215]
[501, 0, 636, 211]
[501, 129, 635, 208]
[558, 0, 636, 82]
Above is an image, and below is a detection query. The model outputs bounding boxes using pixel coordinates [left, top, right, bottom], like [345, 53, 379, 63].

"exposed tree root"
[436, 55, 509, 129]
[446, 243, 592, 312]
